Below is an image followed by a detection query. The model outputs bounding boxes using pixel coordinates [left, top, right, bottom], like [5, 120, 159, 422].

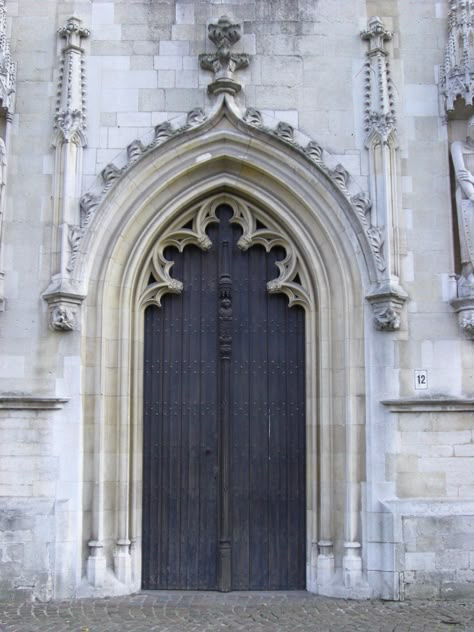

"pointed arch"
[79, 100, 372, 598]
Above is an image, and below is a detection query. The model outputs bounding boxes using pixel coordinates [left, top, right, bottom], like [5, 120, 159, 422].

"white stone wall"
[0, 0, 472, 601]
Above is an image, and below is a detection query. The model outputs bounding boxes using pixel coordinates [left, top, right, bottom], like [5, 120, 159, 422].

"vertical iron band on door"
[218, 239, 232, 591]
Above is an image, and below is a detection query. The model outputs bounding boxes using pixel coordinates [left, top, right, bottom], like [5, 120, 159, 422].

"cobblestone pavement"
[0, 591, 474, 632]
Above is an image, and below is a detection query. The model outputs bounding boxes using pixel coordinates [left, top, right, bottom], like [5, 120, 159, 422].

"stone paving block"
[0, 592, 473, 631]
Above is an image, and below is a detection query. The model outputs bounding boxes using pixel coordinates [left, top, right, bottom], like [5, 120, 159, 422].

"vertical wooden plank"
[142, 306, 153, 588]
[180, 246, 194, 587]
[286, 302, 306, 589]
[248, 244, 270, 590]
[267, 250, 289, 589]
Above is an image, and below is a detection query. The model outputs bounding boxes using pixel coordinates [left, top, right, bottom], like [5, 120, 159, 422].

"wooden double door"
[142, 206, 306, 591]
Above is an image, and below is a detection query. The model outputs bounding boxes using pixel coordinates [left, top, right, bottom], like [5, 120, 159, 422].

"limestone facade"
[0, 0, 473, 602]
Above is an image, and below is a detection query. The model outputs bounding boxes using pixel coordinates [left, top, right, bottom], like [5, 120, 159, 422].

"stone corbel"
[450, 296, 474, 340]
[199, 15, 250, 96]
[361, 17, 407, 330]
[43, 289, 85, 332]
[366, 284, 408, 331]
[44, 16, 90, 330]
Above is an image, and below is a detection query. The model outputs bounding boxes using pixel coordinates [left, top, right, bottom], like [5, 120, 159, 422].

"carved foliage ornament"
[139, 196, 311, 311]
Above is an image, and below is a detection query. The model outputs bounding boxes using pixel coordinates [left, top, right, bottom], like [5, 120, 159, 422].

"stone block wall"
[392, 412, 474, 498]
[401, 514, 474, 599]
[0, 497, 55, 602]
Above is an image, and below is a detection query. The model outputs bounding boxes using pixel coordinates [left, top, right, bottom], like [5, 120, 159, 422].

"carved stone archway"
[73, 99, 378, 598]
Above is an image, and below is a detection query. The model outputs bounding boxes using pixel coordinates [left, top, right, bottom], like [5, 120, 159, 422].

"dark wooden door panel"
[143, 241, 219, 590]
[230, 241, 306, 590]
[142, 207, 306, 591]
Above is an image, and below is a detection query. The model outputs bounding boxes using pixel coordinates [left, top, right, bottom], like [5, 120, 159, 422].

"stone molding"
[199, 15, 250, 95]
[384, 498, 474, 517]
[76, 105, 370, 245]
[139, 194, 312, 311]
[0, 397, 69, 410]
[382, 398, 474, 412]
[84, 185, 366, 594]
[440, 0, 474, 113]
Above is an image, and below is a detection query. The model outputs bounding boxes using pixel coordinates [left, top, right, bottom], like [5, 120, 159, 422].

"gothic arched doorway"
[142, 205, 306, 591]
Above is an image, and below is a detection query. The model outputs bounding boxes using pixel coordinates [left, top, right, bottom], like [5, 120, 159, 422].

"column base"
[87, 541, 106, 587]
[343, 541, 362, 588]
[114, 540, 132, 585]
[316, 540, 335, 586]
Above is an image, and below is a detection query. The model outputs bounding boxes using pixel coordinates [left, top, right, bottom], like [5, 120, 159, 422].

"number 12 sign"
[414, 370, 428, 390]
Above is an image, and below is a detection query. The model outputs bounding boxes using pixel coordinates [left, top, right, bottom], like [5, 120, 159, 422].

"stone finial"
[199, 16, 250, 96]
[58, 14, 90, 47]
[440, 0, 474, 112]
[361, 16, 392, 53]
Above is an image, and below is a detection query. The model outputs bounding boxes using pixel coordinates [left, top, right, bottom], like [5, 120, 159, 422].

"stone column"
[361, 17, 407, 331]
[43, 16, 89, 330]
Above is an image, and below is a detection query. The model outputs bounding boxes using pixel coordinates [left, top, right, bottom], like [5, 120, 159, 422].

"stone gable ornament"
[199, 16, 250, 96]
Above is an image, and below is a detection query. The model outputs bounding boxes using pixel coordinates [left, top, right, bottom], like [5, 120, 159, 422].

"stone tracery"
[139, 195, 312, 311]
